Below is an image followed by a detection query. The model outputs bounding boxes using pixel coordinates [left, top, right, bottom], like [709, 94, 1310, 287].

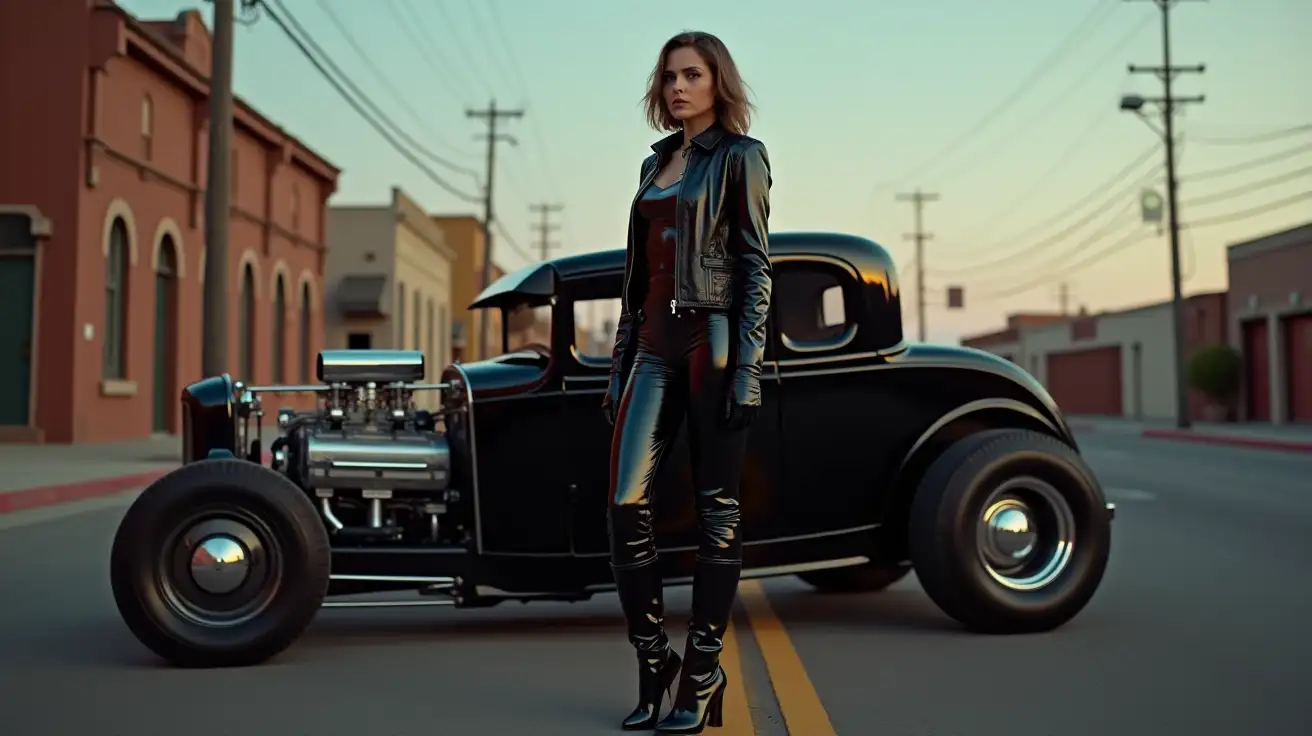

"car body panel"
[178, 231, 1082, 600]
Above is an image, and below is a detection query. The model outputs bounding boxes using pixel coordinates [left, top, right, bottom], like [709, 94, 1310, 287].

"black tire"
[109, 458, 331, 667]
[797, 563, 911, 594]
[908, 429, 1111, 634]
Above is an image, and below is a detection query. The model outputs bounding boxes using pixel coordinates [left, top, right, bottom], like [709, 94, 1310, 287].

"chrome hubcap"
[975, 477, 1076, 592]
[189, 535, 251, 595]
[158, 511, 283, 628]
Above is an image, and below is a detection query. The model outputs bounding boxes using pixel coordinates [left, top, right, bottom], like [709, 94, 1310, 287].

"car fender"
[876, 397, 1077, 561]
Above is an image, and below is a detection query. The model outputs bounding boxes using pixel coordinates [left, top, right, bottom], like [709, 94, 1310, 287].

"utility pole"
[1059, 282, 1070, 316]
[529, 202, 564, 261]
[201, 0, 238, 377]
[1125, 0, 1206, 429]
[466, 99, 523, 359]
[896, 189, 938, 343]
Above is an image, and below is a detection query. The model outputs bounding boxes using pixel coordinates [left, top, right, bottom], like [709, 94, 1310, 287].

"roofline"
[1226, 221, 1312, 261]
[97, 2, 342, 184]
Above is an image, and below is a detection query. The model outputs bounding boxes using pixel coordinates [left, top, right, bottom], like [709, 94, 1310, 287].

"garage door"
[1242, 319, 1270, 421]
[1284, 313, 1312, 422]
[1046, 346, 1123, 416]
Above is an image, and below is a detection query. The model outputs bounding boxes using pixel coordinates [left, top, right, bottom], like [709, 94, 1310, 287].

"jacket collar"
[650, 121, 727, 156]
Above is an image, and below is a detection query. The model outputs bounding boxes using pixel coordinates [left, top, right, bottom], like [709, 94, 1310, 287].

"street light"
[1118, 93, 1146, 112]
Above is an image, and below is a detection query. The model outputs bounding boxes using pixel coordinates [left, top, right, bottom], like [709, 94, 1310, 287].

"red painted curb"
[1141, 428, 1312, 454]
[0, 469, 172, 516]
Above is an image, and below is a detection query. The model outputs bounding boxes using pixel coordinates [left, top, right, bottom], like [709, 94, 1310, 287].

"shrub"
[1187, 343, 1242, 403]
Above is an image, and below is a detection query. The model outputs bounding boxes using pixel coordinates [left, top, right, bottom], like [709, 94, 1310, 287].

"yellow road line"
[719, 621, 756, 735]
[739, 579, 837, 735]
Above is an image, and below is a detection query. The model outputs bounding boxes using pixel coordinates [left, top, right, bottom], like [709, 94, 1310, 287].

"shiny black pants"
[608, 311, 748, 663]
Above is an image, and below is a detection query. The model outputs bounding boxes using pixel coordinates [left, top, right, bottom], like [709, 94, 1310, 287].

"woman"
[601, 30, 772, 734]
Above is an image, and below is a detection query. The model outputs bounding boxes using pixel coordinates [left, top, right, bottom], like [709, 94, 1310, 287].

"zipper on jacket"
[673, 147, 688, 315]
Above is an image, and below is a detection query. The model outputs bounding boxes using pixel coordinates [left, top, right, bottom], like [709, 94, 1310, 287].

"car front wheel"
[109, 458, 331, 667]
[908, 429, 1112, 634]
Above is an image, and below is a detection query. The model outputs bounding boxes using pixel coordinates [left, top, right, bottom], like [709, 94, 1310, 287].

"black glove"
[602, 374, 623, 426]
[724, 365, 761, 431]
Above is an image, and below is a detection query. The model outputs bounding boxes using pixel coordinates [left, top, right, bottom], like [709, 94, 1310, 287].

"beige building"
[325, 187, 455, 405]
[962, 293, 1228, 423]
[430, 214, 505, 363]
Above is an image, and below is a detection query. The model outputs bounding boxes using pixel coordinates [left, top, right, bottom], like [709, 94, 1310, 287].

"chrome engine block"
[239, 349, 464, 545]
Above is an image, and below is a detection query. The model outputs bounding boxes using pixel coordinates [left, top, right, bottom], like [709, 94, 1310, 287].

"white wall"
[1019, 304, 1178, 421]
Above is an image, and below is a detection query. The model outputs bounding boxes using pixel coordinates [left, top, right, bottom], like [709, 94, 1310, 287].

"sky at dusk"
[117, 0, 1312, 344]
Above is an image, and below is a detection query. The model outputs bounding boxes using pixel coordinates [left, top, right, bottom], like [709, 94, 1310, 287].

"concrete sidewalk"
[1069, 415, 1312, 454]
[0, 426, 281, 515]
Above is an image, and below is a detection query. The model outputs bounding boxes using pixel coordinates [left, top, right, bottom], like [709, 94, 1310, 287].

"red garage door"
[1242, 319, 1271, 421]
[1284, 313, 1312, 423]
[1046, 346, 1123, 416]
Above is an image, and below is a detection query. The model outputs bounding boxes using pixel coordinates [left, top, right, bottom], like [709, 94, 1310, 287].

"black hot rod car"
[109, 232, 1114, 668]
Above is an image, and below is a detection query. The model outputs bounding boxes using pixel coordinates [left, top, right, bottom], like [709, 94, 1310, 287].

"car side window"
[572, 297, 622, 364]
[773, 263, 852, 352]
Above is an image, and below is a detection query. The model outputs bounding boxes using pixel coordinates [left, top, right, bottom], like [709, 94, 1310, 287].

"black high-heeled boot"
[655, 560, 741, 734]
[613, 561, 681, 730]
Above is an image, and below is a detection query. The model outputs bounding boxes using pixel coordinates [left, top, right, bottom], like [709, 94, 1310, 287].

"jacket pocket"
[701, 255, 734, 303]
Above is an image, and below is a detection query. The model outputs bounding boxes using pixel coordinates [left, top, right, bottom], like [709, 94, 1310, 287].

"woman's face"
[663, 46, 715, 123]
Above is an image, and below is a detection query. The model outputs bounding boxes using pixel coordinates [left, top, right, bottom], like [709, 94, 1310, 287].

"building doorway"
[0, 254, 35, 426]
[152, 236, 179, 432]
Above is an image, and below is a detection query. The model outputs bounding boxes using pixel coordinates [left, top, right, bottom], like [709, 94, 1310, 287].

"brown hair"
[642, 31, 755, 135]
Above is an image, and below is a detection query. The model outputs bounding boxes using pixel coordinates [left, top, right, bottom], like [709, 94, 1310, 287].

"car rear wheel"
[797, 562, 911, 593]
[110, 458, 330, 667]
[908, 429, 1111, 634]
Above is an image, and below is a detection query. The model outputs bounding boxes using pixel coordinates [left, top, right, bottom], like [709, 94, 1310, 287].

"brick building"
[1226, 222, 1312, 424]
[0, 4, 339, 443]
[962, 293, 1229, 423]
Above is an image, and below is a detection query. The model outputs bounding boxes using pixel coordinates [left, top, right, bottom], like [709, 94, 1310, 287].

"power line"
[880, 0, 1119, 189]
[953, 192, 1147, 290]
[484, 2, 563, 198]
[492, 218, 534, 263]
[461, 0, 520, 96]
[1184, 190, 1312, 229]
[528, 202, 564, 261]
[384, 0, 479, 104]
[1180, 165, 1312, 207]
[1179, 140, 1312, 182]
[933, 145, 1161, 269]
[314, 0, 478, 175]
[896, 190, 939, 342]
[950, 109, 1117, 239]
[929, 12, 1155, 188]
[1189, 122, 1312, 145]
[260, 0, 481, 204]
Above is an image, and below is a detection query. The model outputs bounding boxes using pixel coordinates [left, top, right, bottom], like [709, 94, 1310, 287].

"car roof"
[470, 231, 898, 309]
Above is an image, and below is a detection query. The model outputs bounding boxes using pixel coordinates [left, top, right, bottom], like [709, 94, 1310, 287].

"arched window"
[271, 275, 286, 383]
[299, 281, 312, 382]
[238, 263, 255, 380]
[103, 218, 130, 379]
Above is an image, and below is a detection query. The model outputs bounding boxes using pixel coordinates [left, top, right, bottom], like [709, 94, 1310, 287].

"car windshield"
[499, 302, 553, 356]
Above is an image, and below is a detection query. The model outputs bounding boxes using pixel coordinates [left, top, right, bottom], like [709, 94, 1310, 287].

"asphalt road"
[1, 431, 1309, 736]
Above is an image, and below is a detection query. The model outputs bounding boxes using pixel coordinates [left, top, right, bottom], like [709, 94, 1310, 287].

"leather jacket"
[607, 123, 773, 390]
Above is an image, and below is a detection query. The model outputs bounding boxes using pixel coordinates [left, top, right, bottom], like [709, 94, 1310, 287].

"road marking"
[739, 579, 837, 736]
[720, 622, 756, 735]
[1106, 487, 1157, 502]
